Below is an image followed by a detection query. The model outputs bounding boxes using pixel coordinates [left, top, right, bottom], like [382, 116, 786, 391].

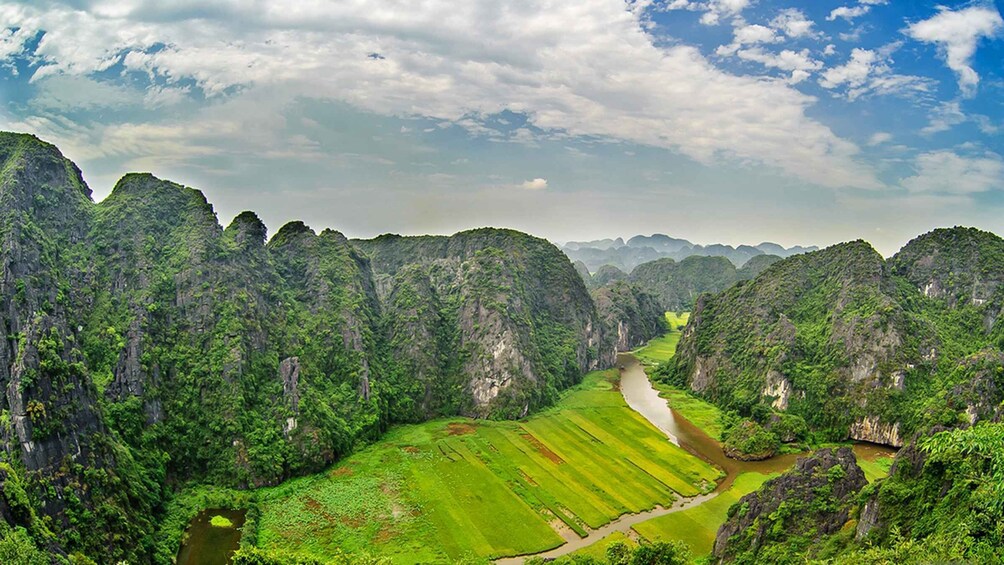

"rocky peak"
[714, 447, 867, 561]
[269, 220, 315, 247]
[890, 226, 1004, 309]
[225, 210, 267, 249]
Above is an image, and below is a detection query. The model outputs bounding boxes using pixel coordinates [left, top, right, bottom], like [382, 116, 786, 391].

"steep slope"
[591, 281, 667, 353]
[0, 134, 160, 561]
[354, 229, 605, 419]
[668, 241, 918, 443]
[714, 448, 867, 562]
[732, 423, 1004, 564]
[667, 228, 1004, 447]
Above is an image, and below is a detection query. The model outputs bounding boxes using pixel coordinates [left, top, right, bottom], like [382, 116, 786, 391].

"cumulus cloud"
[819, 44, 934, 100]
[715, 23, 781, 56]
[769, 8, 819, 39]
[827, 0, 887, 23]
[735, 48, 822, 83]
[827, 6, 869, 22]
[520, 178, 548, 190]
[905, 5, 1004, 97]
[0, 0, 882, 190]
[901, 150, 1004, 194]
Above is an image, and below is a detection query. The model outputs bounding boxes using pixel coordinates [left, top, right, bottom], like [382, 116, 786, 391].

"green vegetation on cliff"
[666, 229, 1004, 447]
[0, 132, 613, 562]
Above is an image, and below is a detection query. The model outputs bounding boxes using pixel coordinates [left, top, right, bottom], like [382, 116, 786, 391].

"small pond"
[176, 508, 246, 565]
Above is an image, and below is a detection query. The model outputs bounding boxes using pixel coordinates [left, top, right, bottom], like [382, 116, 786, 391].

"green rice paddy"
[254, 369, 721, 563]
[631, 472, 774, 556]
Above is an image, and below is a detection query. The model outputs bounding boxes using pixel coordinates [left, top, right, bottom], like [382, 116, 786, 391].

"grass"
[210, 515, 234, 528]
[253, 370, 720, 563]
[858, 455, 895, 483]
[633, 312, 690, 366]
[631, 472, 774, 556]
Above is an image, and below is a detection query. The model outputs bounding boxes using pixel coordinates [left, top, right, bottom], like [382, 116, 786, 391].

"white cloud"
[663, 0, 750, 26]
[827, 6, 870, 22]
[905, 5, 1004, 97]
[0, 0, 882, 190]
[520, 177, 548, 190]
[819, 45, 934, 100]
[823, 44, 837, 56]
[735, 48, 822, 83]
[867, 132, 892, 145]
[921, 101, 1002, 136]
[716, 23, 781, 56]
[901, 150, 1004, 194]
[921, 101, 966, 135]
[770, 8, 819, 39]
[827, 0, 888, 22]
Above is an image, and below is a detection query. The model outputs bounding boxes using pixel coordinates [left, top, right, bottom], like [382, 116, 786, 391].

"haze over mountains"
[562, 234, 818, 273]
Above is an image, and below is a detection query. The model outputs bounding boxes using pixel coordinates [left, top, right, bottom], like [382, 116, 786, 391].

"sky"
[1, 0, 1002, 255]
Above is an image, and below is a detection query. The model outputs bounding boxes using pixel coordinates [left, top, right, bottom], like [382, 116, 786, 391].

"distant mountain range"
[562, 234, 818, 272]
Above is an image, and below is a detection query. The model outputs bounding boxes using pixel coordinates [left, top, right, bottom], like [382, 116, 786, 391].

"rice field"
[253, 369, 721, 563]
[631, 472, 774, 556]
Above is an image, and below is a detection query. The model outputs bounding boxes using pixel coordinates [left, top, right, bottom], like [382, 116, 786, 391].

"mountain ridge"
[0, 131, 644, 561]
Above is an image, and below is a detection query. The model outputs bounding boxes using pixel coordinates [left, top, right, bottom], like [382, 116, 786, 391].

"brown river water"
[496, 353, 896, 563]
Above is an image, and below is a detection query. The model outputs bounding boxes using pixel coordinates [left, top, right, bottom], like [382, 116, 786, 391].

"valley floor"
[176, 312, 895, 563]
[252, 369, 721, 563]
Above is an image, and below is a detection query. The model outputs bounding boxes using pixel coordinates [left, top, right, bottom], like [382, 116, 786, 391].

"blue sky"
[1, 0, 1002, 254]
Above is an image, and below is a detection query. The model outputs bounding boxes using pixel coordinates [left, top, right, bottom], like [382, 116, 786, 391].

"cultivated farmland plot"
[254, 370, 721, 562]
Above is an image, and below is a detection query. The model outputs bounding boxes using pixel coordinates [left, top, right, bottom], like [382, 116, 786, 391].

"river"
[496, 353, 896, 563]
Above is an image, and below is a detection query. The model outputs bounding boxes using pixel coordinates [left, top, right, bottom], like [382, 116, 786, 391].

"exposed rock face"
[0, 134, 159, 560]
[355, 229, 605, 419]
[762, 370, 792, 410]
[853, 436, 932, 541]
[849, 415, 904, 447]
[946, 351, 1004, 424]
[714, 447, 867, 562]
[889, 227, 1004, 311]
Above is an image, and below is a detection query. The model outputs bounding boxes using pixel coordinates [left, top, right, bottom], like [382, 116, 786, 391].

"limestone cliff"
[355, 229, 606, 419]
